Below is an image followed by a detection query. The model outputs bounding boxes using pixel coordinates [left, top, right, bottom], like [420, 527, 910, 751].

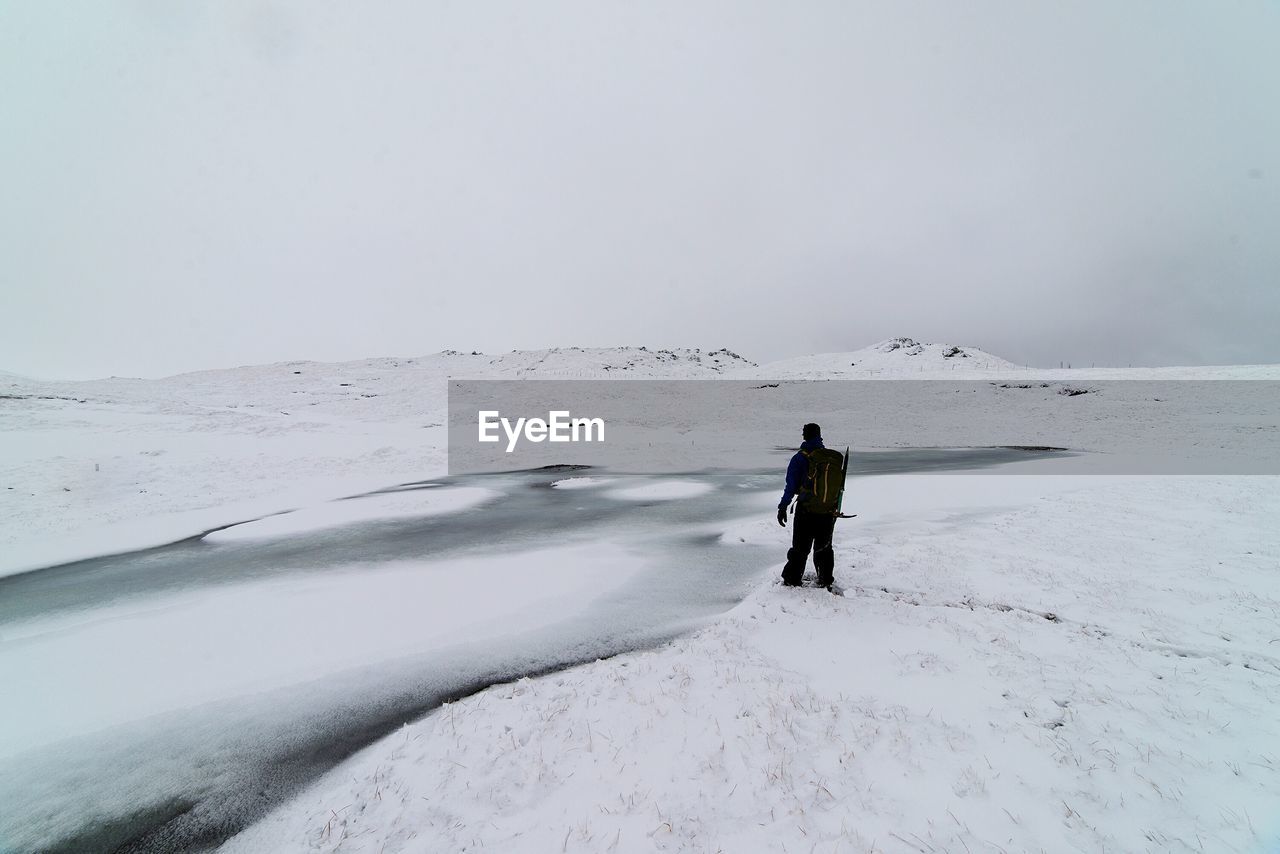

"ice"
[604, 479, 715, 501]
[203, 487, 498, 543]
[0, 542, 645, 759]
[549, 476, 618, 489]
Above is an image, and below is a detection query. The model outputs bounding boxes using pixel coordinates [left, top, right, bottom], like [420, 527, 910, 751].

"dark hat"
[802, 423, 821, 440]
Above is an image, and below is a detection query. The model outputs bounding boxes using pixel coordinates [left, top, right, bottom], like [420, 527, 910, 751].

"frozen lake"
[0, 447, 1060, 853]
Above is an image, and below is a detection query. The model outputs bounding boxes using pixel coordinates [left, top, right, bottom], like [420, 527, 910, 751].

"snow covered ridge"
[1, 346, 757, 387]
[481, 346, 757, 378]
[6, 339, 1280, 388]
[750, 338, 1280, 379]
[750, 337, 1026, 377]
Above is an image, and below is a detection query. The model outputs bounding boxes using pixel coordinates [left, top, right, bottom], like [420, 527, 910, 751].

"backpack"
[800, 446, 845, 514]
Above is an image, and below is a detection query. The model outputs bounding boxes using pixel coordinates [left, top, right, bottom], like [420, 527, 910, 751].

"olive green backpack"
[800, 446, 846, 514]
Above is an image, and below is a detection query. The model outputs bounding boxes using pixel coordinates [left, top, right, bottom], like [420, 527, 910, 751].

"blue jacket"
[779, 438, 824, 508]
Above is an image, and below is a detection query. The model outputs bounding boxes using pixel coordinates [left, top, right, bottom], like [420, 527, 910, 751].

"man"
[777, 422, 843, 589]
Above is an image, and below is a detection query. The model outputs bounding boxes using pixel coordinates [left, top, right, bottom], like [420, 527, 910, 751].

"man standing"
[777, 423, 844, 589]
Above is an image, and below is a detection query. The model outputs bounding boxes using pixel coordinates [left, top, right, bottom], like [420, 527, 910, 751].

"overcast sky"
[2, 1, 1277, 379]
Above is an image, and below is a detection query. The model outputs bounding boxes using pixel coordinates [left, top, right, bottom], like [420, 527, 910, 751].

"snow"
[551, 476, 620, 490]
[203, 487, 498, 543]
[221, 474, 1280, 854]
[747, 337, 1027, 377]
[605, 480, 716, 501]
[3, 341, 1276, 575]
[0, 473, 415, 579]
[0, 541, 648, 759]
[3, 339, 1278, 852]
[747, 337, 1280, 380]
[472, 346, 755, 378]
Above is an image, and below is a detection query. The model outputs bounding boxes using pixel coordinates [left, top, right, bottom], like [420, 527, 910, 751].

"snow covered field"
[2, 339, 1277, 853]
[225, 474, 1280, 853]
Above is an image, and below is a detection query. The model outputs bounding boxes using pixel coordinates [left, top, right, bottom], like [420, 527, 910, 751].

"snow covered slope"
[222, 474, 1280, 854]
[749, 337, 1035, 378]
[3, 347, 753, 410]
[748, 337, 1280, 380]
[470, 346, 754, 378]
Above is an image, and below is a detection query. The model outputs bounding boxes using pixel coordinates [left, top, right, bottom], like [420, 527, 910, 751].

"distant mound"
[0, 370, 41, 395]
[751, 337, 1023, 378]
[136, 346, 754, 385]
[473, 346, 756, 378]
[0, 346, 759, 422]
[863, 337, 1013, 365]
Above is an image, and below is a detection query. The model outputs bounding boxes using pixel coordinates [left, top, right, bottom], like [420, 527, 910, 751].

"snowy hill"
[468, 346, 755, 378]
[2, 347, 753, 420]
[750, 337, 1280, 380]
[11, 346, 752, 399]
[748, 337, 1025, 378]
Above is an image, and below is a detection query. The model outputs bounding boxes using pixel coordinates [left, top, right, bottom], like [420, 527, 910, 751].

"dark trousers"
[782, 507, 836, 585]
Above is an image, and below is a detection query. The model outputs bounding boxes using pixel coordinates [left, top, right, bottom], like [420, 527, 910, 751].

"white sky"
[2, 1, 1277, 379]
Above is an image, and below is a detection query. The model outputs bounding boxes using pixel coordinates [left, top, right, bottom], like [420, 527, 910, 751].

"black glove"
[777, 505, 788, 527]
